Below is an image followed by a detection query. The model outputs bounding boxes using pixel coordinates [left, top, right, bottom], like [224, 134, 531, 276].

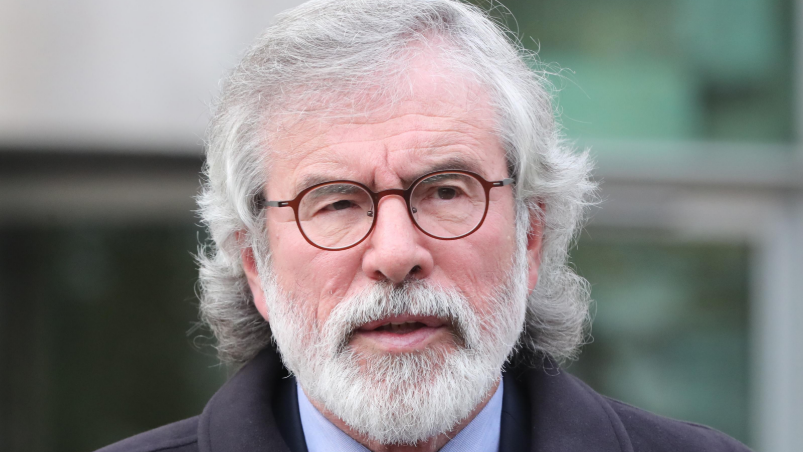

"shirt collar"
[297, 379, 504, 452]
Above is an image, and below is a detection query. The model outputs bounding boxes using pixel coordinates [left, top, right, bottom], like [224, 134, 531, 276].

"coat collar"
[197, 347, 632, 452]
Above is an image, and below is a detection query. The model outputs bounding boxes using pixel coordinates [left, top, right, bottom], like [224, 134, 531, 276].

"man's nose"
[361, 196, 434, 284]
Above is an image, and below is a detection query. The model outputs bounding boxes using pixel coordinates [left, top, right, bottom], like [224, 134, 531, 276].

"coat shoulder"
[606, 397, 752, 452]
[94, 416, 199, 452]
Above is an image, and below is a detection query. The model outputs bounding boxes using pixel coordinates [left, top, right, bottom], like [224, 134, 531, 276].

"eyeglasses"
[258, 170, 514, 251]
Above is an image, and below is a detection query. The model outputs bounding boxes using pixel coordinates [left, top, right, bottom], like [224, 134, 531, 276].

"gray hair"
[197, 0, 596, 364]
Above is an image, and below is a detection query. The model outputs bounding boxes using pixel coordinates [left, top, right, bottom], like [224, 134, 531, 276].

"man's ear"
[241, 245, 270, 322]
[525, 206, 544, 294]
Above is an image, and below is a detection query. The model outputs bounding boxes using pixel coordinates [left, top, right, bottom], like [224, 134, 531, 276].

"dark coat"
[96, 347, 751, 452]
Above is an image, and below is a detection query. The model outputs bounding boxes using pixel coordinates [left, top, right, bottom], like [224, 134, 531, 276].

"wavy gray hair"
[197, 0, 596, 364]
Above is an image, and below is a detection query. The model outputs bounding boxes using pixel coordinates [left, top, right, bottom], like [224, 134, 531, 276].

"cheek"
[268, 224, 363, 323]
[475, 200, 518, 264]
[435, 210, 517, 300]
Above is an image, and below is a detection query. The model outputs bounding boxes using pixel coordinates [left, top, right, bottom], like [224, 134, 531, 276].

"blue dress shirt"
[297, 379, 503, 452]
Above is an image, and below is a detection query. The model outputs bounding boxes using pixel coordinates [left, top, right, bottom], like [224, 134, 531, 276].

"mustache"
[322, 280, 476, 354]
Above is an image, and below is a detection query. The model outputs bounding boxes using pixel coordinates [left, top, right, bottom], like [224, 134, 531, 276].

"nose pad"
[361, 196, 433, 283]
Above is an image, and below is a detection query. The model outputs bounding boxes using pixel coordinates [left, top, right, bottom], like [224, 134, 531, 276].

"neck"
[305, 378, 501, 452]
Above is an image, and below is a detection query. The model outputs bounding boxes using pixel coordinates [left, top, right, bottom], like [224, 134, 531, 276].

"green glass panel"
[475, 0, 794, 142]
[568, 237, 751, 446]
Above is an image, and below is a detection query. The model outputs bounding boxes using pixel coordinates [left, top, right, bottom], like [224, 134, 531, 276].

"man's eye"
[436, 187, 459, 200]
[326, 200, 354, 211]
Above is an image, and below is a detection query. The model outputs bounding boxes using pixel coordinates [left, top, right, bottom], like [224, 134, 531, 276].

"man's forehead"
[268, 107, 503, 194]
[263, 53, 504, 193]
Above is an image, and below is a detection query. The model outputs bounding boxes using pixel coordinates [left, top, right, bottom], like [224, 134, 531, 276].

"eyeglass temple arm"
[254, 193, 290, 208]
[493, 178, 514, 187]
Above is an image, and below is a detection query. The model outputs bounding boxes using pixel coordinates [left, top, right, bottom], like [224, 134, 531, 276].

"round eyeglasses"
[258, 170, 514, 251]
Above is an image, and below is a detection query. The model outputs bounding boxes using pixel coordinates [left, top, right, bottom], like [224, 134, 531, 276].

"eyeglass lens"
[297, 183, 374, 249]
[296, 172, 487, 250]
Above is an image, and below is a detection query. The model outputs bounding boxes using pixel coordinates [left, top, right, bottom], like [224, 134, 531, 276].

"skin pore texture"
[241, 53, 543, 452]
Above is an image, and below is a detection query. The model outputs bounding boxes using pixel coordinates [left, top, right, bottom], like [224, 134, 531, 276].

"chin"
[303, 341, 502, 445]
[261, 257, 529, 445]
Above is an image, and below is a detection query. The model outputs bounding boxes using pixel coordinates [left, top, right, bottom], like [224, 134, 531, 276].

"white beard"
[255, 242, 529, 445]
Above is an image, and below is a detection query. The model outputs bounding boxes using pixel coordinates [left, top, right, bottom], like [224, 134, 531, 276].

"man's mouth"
[358, 315, 446, 332]
[351, 315, 452, 352]
[373, 321, 427, 334]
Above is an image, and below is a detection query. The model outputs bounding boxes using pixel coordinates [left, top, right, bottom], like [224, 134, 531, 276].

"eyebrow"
[294, 174, 338, 195]
[417, 156, 478, 177]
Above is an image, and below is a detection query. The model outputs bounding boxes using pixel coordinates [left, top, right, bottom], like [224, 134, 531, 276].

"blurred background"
[0, 0, 801, 451]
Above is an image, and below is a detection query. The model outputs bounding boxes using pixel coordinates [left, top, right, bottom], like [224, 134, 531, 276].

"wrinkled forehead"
[263, 50, 502, 169]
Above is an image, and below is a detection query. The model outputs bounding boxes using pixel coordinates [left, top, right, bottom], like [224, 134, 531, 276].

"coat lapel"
[197, 347, 306, 452]
[504, 360, 634, 452]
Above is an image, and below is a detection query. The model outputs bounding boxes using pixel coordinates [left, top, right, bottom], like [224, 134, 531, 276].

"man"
[100, 0, 751, 451]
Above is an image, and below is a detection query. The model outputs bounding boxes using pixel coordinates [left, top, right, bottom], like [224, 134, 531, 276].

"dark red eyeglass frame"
[257, 169, 514, 251]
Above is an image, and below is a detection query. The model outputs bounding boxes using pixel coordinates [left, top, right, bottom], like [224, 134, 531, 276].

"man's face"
[257, 65, 530, 345]
[242, 56, 542, 443]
